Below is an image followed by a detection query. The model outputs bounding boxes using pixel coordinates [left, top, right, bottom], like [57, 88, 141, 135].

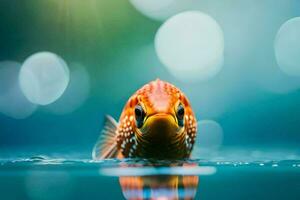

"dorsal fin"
[92, 115, 119, 160]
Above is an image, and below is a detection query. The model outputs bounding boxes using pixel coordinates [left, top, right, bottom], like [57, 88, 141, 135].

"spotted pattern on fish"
[93, 79, 197, 160]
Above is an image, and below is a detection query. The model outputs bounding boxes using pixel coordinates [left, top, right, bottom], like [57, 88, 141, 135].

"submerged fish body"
[92, 79, 197, 160]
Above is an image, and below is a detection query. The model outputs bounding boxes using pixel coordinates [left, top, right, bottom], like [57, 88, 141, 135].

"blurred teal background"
[0, 0, 300, 155]
[1, 1, 300, 200]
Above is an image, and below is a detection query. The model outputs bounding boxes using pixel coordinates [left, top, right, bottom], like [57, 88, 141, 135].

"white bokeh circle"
[19, 52, 70, 105]
[46, 63, 90, 114]
[192, 120, 223, 158]
[275, 17, 300, 77]
[196, 120, 223, 149]
[155, 11, 224, 82]
[129, 0, 200, 21]
[0, 61, 37, 119]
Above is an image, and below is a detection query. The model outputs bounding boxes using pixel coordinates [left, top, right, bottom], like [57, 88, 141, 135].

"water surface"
[1, 151, 300, 200]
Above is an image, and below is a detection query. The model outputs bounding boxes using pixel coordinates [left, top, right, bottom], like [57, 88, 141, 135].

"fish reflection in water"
[120, 174, 198, 200]
[101, 162, 215, 200]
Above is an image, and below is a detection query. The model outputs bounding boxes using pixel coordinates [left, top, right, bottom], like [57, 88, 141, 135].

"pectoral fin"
[92, 115, 119, 160]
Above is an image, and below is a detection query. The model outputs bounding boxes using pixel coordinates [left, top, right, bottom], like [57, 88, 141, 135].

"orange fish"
[92, 79, 197, 159]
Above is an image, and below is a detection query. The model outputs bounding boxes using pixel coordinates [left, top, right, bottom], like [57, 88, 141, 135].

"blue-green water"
[1, 152, 300, 200]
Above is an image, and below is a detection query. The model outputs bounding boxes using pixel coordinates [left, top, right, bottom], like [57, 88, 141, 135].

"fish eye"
[135, 105, 145, 128]
[176, 104, 184, 126]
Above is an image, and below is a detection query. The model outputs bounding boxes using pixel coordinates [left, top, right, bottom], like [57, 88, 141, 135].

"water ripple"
[1, 156, 300, 169]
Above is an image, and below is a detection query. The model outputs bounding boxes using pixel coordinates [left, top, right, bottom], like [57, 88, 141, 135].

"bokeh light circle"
[0, 61, 37, 119]
[130, 0, 175, 21]
[196, 120, 223, 149]
[192, 120, 223, 158]
[275, 17, 300, 77]
[155, 11, 224, 82]
[19, 52, 70, 105]
[46, 63, 90, 114]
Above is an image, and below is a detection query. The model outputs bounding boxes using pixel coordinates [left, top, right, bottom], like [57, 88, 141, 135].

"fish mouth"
[139, 113, 182, 142]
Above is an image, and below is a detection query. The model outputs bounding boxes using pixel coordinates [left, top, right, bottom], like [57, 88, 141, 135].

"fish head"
[120, 79, 197, 150]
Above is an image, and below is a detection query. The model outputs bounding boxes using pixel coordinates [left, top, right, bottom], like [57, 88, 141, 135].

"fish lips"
[140, 113, 182, 142]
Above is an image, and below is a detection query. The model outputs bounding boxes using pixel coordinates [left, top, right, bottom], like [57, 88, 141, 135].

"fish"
[92, 79, 197, 160]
